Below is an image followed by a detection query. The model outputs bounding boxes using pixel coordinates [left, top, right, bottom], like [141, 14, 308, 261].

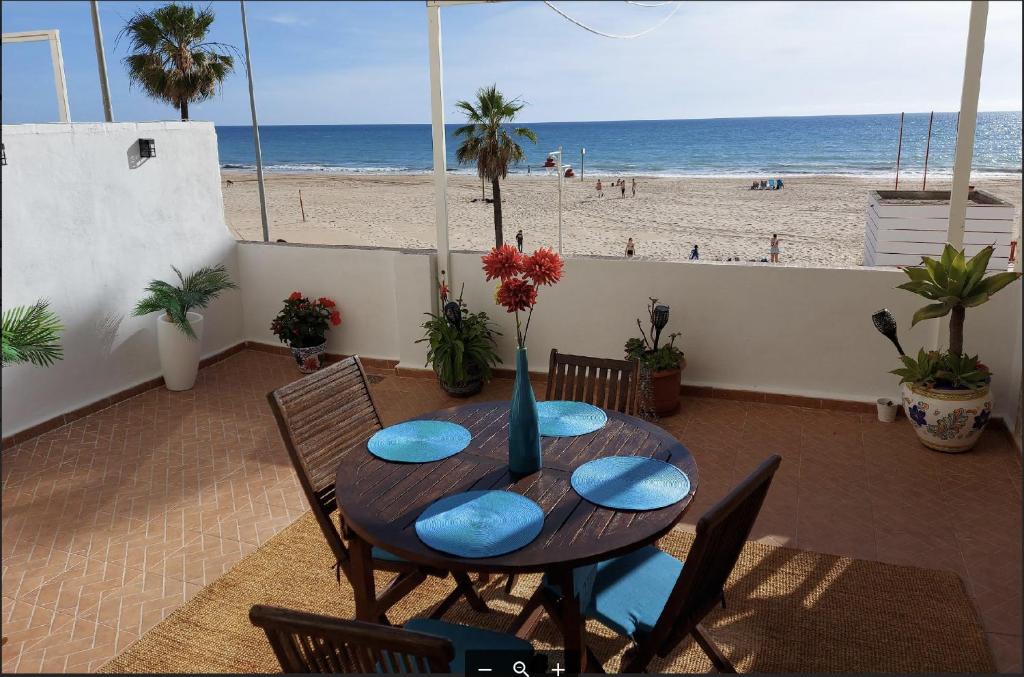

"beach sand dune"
[221, 172, 1020, 267]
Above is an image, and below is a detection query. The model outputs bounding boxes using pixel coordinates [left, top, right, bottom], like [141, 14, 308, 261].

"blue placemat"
[538, 401, 608, 437]
[367, 420, 471, 463]
[415, 490, 545, 558]
[571, 456, 690, 511]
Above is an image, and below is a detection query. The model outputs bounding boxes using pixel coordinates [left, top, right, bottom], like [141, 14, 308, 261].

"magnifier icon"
[512, 660, 530, 677]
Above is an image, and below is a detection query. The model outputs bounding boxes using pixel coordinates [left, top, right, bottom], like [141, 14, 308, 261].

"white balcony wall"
[1, 122, 243, 438]
[450, 253, 1022, 422]
[236, 242, 435, 368]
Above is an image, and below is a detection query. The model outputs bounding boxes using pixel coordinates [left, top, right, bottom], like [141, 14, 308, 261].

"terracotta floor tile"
[2, 349, 1020, 673]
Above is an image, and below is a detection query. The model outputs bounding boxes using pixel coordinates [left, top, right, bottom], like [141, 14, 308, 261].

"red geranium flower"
[318, 297, 336, 308]
[496, 278, 537, 313]
[481, 244, 525, 281]
[329, 310, 342, 326]
[523, 247, 563, 286]
[288, 291, 302, 301]
[438, 281, 450, 302]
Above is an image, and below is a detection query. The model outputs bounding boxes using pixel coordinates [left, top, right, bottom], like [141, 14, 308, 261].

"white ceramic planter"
[875, 397, 898, 423]
[900, 381, 992, 453]
[157, 312, 203, 391]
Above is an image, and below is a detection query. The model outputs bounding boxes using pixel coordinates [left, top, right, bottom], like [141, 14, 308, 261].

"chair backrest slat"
[251, 605, 456, 674]
[267, 356, 384, 567]
[650, 455, 781, 653]
[545, 349, 640, 415]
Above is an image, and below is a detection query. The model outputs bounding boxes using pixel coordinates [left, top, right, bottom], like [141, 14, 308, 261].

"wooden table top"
[335, 401, 699, 574]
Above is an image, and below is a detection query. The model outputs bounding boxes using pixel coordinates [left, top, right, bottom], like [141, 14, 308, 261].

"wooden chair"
[250, 605, 534, 674]
[546, 349, 640, 415]
[516, 455, 782, 673]
[267, 357, 489, 623]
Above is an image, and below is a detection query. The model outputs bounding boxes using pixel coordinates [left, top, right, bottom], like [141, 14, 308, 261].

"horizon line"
[212, 109, 1023, 127]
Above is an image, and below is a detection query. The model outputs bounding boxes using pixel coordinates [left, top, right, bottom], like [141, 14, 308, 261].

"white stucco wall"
[1, 122, 243, 437]
[236, 242, 435, 368]
[450, 253, 1022, 421]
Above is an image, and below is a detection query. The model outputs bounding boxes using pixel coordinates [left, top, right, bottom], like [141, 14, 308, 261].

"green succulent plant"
[1, 300, 64, 367]
[898, 244, 1020, 355]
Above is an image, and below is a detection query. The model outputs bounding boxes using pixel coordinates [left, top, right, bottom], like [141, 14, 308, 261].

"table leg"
[348, 533, 377, 622]
[554, 567, 588, 674]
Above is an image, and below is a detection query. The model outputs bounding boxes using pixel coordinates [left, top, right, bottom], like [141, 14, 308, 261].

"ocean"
[216, 111, 1021, 178]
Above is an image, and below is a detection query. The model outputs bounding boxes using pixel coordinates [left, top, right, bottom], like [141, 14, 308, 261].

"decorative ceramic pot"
[439, 366, 484, 397]
[157, 311, 203, 391]
[292, 339, 327, 374]
[900, 381, 992, 453]
[508, 347, 541, 476]
[649, 358, 686, 417]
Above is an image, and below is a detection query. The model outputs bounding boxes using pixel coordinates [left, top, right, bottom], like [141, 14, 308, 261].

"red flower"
[523, 247, 563, 286]
[288, 291, 302, 301]
[481, 244, 525, 281]
[318, 297, 336, 308]
[330, 310, 342, 326]
[496, 278, 537, 313]
[439, 281, 450, 302]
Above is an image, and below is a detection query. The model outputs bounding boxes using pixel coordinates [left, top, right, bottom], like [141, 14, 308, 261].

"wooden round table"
[335, 401, 699, 672]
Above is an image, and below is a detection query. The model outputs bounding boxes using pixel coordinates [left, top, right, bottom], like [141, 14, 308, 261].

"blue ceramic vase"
[509, 347, 542, 476]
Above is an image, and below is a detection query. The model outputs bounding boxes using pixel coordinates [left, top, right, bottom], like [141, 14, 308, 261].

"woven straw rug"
[100, 513, 992, 674]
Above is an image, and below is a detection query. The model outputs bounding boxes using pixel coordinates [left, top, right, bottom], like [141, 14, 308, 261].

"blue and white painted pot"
[900, 382, 992, 453]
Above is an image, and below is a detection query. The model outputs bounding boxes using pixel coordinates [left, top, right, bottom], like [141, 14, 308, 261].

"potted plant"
[874, 244, 1020, 452]
[482, 244, 564, 476]
[271, 291, 341, 373]
[417, 273, 501, 397]
[2, 300, 63, 367]
[625, 298, 685, 416]
[133, 265, 237, 391]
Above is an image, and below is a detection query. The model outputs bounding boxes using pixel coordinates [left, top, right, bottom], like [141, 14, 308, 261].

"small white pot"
[900, 381, 992, 453]
[875, 397, 898, 423]
[157, 312, 203, 391]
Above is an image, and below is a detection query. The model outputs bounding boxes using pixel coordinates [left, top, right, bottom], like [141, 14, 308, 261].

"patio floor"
[1, 349, 1020, 673]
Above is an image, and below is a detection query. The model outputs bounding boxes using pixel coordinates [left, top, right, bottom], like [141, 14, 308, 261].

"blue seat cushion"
[371, 546, 405, 562]
[403, 619, 533, 673]
[544, 545, 683, 639]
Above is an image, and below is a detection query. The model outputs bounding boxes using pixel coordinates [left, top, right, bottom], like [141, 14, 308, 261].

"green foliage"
[117, 3, 236, 120]
[133, 264, 237, 339]
[898, 244, 1020, 327]
[625, 334, 683, 372]
[270, 293, 340, 348]
[890, 348, 991, 390]
[2, 300, 63, 367]
[417, 302, 501, 387]
[454, 85, 538, 182]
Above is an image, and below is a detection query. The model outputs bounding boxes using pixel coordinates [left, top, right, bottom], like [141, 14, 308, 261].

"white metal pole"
[580, 147, 585, 181]
[427, 3, 451, 284]
[240, 0, 270, 242]
[90, 1, 113, 122]
[48, 31, 71, 122]
[947, 0, 988, 250]
[557, 146, 563, 254]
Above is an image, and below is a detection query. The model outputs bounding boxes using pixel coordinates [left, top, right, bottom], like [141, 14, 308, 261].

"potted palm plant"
[2, 300, 63, 367]
[270, 292, 342, 373]
[133, 264, 237, 391]
[417, 274, 501, 397]
[874, 245, 1020, 452]
[625, 298, 685, 416]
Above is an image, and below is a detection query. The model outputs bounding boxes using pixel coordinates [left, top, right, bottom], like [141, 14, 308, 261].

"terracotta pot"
[901, 381, 992, 453]
[650, 358, 686, 416]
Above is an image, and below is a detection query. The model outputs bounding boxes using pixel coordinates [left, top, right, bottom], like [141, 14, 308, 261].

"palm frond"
[133, 264, 236, 339]
[2, 300, 64, 367]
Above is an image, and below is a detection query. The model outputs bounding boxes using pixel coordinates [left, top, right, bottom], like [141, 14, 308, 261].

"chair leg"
[454, 571, 490, 613]
[691, 624, 736, 673]
[505, 574, 517, 594]
[511, 588, 546, 639]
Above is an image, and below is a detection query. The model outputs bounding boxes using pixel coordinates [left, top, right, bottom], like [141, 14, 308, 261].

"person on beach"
[596, 179, 603, 197]
[689, 244, 699, 260]
[776, 178, 784, 189]
[770, 234, 781, 263]
[631, 177, 637, 197]
[516, 229, 524, 253]
[620, 180, 626, 198]
[626, 238, 635, 258]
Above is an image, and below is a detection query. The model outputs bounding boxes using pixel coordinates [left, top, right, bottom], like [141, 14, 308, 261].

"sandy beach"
[221, 171, 1021, 267]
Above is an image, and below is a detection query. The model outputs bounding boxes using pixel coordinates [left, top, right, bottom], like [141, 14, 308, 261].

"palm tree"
[454, 85, 537, 247]
[118, 3, 236, 121]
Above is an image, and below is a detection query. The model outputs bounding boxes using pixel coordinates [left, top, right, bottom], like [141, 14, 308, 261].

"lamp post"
[549, 147, 564, 254]
[580, 147, 585, 181]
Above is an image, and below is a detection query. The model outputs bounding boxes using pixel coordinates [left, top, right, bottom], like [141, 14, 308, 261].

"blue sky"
[2, 1, 1021, 125]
